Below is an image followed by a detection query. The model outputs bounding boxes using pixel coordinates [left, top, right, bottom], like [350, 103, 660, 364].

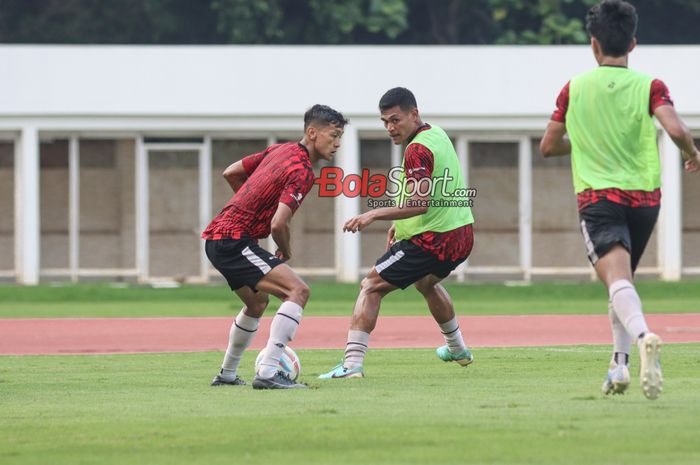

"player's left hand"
[343, 212, 374, 233]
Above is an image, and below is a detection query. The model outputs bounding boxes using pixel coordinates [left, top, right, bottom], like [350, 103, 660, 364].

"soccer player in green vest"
[540, 0, 700, 400]
[319, 87, 476, 379]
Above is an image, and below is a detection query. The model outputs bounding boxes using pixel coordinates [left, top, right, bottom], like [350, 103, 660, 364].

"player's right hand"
[684, 150, 700, 172]
[343, 212, 375, 233]
[275, 249, 290, 262]
[386, 224, 396, 250]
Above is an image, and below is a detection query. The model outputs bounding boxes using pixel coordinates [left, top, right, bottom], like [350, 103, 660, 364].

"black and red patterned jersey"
[202, 142, 315, 240]
[409, 223, 474, 262]
[404, 125, 434, 183]
[577, 188, 661, 211]
[402, 124, 474, 261]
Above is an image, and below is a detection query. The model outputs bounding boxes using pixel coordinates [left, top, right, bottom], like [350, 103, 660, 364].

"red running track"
[1, 314, 700, 355]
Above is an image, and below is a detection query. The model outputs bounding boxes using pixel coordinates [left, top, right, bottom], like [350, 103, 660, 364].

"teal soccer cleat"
[318, 363, 364, 379]
[436, 345, 474, 367]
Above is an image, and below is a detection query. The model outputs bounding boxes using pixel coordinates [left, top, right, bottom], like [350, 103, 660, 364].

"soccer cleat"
[252, 371, 308, 390]
[601, 363, 630, 395]
[211, 371, 246, 386]
[638, 333, 663, 400]
[318, 363, 364, 379]
[436, 345, 474, 367]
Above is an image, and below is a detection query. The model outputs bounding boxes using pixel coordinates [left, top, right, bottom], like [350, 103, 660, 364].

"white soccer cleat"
[638, 333, 663, 400]
[601, 362, 630, 395]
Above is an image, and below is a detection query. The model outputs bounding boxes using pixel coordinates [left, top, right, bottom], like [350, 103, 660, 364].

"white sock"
[438, 317, 466, 355]
[609, 279, 649, 340]
[220, 310, 260, 380]
[258, 301, 303, 378]
[608, 301, 631, 366]
[344, 330, 370, 369]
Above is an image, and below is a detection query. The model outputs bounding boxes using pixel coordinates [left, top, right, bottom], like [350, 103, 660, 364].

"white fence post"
[199, 137, 212, 282]
[658, 131, 682, 281]
[335, 125, 360, 282]
[455, 135, 469, 283]
[519, 136, 533, 282]
[15, 127, 40, 285]
[135, 136, 149, 283]
[68, 136, 80, 282]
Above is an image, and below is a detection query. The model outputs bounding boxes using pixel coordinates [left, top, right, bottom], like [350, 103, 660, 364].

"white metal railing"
[5, 128, 695, 284]
[40, 268, 139, 277]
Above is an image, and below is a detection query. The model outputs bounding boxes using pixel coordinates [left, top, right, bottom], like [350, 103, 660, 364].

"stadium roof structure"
[2, 45, 699, 124]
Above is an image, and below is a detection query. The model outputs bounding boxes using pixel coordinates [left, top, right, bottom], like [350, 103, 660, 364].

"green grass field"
[1, 281, 699, 464]
[2, 346, 700, 465]
[1, 280, 699, 318]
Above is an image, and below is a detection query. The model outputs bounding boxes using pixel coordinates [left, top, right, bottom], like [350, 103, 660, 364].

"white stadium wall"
[1, 45, 699, 284]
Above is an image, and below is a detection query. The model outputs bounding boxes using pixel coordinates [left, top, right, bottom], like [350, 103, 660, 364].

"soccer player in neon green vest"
[541, 0, 700, 400]
[319, 87, 476, 379]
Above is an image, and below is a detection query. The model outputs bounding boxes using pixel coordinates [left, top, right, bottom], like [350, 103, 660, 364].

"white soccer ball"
[254, 346, 301, 381]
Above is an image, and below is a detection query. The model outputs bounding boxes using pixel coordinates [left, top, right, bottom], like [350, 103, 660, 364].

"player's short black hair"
[585, 0, 638, 57]
[303, 104, 348, 130]
[378, 87, 417, 112]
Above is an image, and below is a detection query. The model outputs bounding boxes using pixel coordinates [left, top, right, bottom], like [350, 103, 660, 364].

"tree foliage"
[211, 0, 408, 44]
[488, 0, 600, 44]
[0, 0, 698, 45]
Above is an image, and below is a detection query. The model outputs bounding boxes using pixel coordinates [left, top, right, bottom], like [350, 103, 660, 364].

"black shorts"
[374, 240, 466, 290]
[578, 200, 660, 272]
[205, 238, 283, 291]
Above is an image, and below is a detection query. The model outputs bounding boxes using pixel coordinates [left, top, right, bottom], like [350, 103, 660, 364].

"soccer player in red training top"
[319, 87, 476, 380]
[203, 104, 348, 389]
[540, 0, 700, 400]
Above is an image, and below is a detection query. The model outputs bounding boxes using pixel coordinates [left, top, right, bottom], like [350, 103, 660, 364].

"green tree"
[0, 0, 220, 43]
[1, 0, 699, 45]
[488, 0, 598, 45]
[211, 0, 284, 43]
[401, 0, 597, 45]
[212, 0, 408, 44]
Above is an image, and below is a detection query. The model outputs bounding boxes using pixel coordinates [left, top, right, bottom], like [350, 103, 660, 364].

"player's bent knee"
[256, 295, 270, 312]
[361, 274, 393, 297]
[289, 282, 310, 306]
[298, 283, 311, 302]
[248, 297, 269, 315]
[359, 277, 369, 293]
[415, 274, 442, 296]
[414, 281, 435, 296]
[359, 277, 378, 295]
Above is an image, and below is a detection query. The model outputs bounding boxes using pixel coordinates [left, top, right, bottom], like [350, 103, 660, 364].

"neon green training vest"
[566, 66, 660, 193]
[394, 125, 474, 241]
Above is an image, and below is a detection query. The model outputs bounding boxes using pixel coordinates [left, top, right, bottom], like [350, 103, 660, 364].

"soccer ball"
[254, 346, 301, 381]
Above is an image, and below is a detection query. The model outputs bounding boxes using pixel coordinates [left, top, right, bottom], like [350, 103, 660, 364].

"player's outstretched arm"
[343, 194, 428, 233]
[654, 105, 700, 172]
[540, 121, 571, 157]
[271, 203, 293, 261]
[222, 160, 248, 192]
